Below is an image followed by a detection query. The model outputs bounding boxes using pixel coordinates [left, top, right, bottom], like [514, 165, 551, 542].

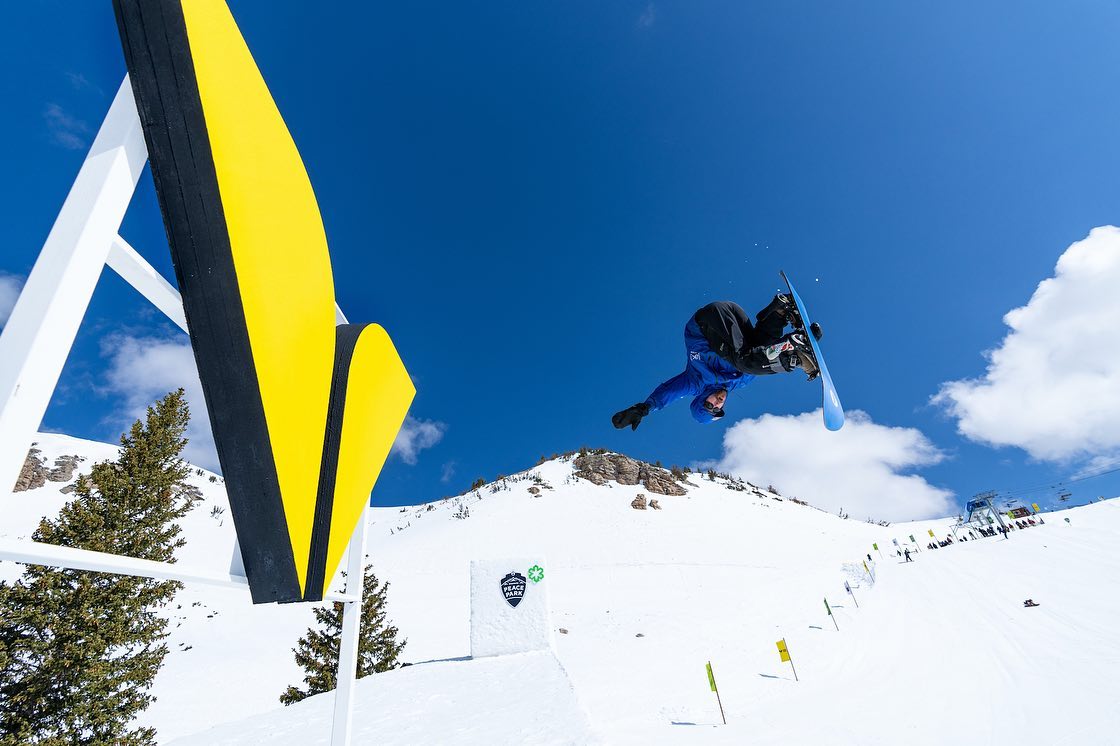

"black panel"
[303, 323, 368, 602]
[113, 0, 301, 603]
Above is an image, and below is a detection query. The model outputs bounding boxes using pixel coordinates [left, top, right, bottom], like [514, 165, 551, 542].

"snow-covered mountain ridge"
[4, 432, 1118, 744]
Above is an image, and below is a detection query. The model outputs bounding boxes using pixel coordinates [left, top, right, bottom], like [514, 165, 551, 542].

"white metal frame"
[0, 76, 365, 746]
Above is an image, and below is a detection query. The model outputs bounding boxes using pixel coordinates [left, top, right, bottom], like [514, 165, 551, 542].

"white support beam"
[331, 502, 369, 746]
[0, 77, 147, 494]
[0, 537, 249, 591]
[107, 234, 188, 333]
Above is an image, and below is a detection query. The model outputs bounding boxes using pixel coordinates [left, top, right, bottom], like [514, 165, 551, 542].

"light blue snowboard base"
[780, 271, 844, 431]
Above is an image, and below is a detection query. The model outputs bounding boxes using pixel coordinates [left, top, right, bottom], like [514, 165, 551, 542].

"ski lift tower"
[965, 491, 1008, 534]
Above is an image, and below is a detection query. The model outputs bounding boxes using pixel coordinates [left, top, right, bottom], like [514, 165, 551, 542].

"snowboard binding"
[787, 328, 822, 381]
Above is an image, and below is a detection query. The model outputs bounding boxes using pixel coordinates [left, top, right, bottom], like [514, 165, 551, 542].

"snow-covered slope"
[4, 434, 1118, 744]
[169, 650, 597, 746]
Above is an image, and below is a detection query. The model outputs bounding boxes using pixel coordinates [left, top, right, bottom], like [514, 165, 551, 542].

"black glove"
[612, 402, 651, 431]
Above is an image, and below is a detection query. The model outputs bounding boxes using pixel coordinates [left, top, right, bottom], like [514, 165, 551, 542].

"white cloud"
[43, 103, 90, 150]
[391, 416, 446, 465]
[933, 226, 1120, 464]
[0, 273, 22, 327]
[700, 409, 954, 521]
[1071, 454, 1120, 480]
[100, 335, 218, 471]
[65, 72, 102, 95]
[637, 3, 657, 29]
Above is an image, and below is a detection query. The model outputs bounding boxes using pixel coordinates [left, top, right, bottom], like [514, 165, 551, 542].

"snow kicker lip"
[114, 0, 414, 603]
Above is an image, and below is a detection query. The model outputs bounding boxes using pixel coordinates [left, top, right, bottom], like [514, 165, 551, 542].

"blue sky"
[3, 1, 1120, 517]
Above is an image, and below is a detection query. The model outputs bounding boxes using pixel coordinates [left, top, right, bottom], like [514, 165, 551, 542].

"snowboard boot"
[756, 292, 803, 331]
[756, 330, 821, 380]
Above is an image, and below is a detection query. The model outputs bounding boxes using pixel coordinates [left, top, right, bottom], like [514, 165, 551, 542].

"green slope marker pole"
[824, 597, 839, 631]
[706, 661, 726, 725]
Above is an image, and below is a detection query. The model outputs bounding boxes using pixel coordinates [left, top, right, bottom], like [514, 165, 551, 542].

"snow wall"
[470, 557, 552, 658]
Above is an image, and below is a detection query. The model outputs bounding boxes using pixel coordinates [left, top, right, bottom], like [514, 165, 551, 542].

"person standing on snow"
[612, 295, 822, 430]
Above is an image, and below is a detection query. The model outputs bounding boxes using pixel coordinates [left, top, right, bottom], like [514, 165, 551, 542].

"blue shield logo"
[501, 572, 527, 608]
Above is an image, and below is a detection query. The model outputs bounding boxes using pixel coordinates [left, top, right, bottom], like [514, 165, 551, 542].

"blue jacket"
[644, 319, 755, 423]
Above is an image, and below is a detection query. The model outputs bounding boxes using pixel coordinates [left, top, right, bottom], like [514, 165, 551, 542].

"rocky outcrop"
[630, 494, 647, 510]
[649, 499, 661, 510]
[13, 447, 86, 493]
[14, 448, 47, 492]
[46, 454, 82, 483]
[573, 452, 688, 496]
[182, 484, 204, 504]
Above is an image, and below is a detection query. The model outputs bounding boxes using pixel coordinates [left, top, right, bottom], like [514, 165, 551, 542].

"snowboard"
[780, 271, 844, 431]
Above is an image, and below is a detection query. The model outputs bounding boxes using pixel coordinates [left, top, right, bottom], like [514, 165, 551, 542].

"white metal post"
[0, 77, 147, 493]
[331, 502, 369, 746]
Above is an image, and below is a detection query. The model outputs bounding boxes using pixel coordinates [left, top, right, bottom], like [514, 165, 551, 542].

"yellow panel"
[181, 0, 335, 594]
[323, 326, 416, 590]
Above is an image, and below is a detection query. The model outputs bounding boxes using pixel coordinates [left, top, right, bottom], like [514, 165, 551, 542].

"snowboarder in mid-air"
[612, 294, 822, 430]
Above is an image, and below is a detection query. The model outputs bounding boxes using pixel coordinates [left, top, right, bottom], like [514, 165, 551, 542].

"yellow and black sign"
[776, 639, 791, 662]
[114, 0, 413, 603]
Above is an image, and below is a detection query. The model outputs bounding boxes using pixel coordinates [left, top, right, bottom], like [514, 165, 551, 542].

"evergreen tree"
[0, 390, 194, 745]
[280, 566, 406, 705]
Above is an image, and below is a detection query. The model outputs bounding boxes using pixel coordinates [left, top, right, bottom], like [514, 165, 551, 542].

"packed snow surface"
[4, 433, 1119, 744]
[168, 650, 595, 746]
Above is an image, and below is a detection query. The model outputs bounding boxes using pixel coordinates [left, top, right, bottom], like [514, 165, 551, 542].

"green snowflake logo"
[527, 565, 544, 583]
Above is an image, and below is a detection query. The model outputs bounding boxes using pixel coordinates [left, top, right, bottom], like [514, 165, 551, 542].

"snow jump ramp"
[169, 558, 596, 745]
